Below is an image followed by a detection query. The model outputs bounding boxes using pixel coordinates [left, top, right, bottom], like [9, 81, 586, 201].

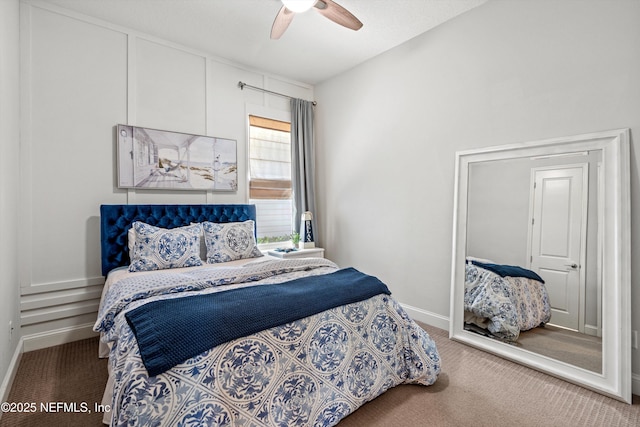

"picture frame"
[116, 124, 237, 191]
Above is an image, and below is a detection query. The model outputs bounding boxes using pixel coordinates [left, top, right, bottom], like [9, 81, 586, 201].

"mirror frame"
[449, 129, 631, 403]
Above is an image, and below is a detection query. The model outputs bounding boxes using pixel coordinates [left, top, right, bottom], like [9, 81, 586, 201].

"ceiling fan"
[271, 0, 363, 39]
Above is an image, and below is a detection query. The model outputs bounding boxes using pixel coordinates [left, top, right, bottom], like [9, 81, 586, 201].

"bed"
[95, 204, 441, 426]
[464, 259, 551, 342]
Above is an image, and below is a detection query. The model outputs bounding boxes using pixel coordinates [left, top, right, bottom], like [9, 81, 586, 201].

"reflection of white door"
[528, 165, 588, 332]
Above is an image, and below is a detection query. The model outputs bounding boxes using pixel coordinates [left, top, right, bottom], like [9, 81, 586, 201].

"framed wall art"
[117, 124, 237, 191]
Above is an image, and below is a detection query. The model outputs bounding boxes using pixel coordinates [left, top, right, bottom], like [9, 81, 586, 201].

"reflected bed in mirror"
[450, 129, 631, 403]
[466, 149, 602, 373]
[463, 258, 601, 373]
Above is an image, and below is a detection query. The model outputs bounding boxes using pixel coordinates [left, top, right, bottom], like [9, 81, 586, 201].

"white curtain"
[290, 98, 317, 243]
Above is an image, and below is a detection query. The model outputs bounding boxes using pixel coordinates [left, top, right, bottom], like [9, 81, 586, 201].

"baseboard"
[0, 337, 24, 416]
[632, 372, 640, 397]
[401, 303, 449, 331]
[583, 324, 599, 337]
[22, 322, 98, 352]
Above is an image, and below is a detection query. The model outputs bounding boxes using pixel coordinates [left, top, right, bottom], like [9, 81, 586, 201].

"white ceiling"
[41, 0, 487, 85]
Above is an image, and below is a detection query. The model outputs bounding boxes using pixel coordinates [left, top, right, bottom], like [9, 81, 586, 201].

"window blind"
[249, 115, 292, 200]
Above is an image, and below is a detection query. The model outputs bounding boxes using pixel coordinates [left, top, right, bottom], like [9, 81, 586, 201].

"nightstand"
[268, 247, 325, 259]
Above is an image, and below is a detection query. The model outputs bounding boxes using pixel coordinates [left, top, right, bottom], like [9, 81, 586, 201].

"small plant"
[291, 232, 300, 246]
[257, 233, 299, 245]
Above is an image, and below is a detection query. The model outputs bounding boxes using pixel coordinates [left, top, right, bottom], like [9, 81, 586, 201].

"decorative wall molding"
[22, 322, 97, 352]
[21, 277, 104, 295]
[18, 0, 315, 356]
[20, 283, 103, 333]
[23, 0, 314, 91]
[21, 283, 103, 311]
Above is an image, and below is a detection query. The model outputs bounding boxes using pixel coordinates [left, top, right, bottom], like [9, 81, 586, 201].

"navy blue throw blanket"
[125, 267, 391, 376]
[471, 260, 545, 284]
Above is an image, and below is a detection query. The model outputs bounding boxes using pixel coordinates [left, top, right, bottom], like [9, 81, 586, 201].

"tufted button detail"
[100, 204, 256, 277]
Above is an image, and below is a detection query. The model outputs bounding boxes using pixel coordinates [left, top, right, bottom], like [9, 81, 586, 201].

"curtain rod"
[237, 81, 317, 106]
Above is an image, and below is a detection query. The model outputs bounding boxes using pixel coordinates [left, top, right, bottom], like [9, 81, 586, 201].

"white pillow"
[128, 226, 136, 255]
[202, 220, 263, 264]
[128, 222, 203, 272]
[466, 256, 495, 265]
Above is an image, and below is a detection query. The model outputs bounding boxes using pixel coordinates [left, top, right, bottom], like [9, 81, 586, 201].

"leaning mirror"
[449, 129, 631, 403]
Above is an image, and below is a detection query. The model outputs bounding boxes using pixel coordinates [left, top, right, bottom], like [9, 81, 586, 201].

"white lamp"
[282, 0, 317, 13]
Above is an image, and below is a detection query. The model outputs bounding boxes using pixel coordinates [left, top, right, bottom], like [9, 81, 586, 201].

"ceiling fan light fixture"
[281, 0, 316, 13]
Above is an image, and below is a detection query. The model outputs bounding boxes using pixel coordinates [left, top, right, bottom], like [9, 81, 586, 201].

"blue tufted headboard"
[100, 204, 257, 277]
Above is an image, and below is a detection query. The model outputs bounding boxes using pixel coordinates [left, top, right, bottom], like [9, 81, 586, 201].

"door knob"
[565, 263, 578, 269]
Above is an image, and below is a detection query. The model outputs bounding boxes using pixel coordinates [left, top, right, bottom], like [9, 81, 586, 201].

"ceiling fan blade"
[271, 6, 295, 39]
[314, 0, 363, 31]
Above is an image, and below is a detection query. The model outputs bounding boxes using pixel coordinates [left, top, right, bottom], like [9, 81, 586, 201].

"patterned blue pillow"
[129, 222, 203, 272]
[202, 220, 263, 263]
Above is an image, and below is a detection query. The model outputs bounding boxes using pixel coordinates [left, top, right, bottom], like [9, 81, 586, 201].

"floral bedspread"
[95, 258, 441, 426]
[464, 263, 551, 342]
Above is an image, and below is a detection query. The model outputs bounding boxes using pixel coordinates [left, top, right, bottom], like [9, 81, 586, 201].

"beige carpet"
[340, 324, 639, 427]
[1, 337, 107, 427]
[1, 325, 639, 427]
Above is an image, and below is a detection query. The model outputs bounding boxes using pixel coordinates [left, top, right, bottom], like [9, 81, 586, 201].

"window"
[248, 115, 293, 245]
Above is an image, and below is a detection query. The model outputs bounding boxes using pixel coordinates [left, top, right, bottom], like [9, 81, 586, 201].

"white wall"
[466, 158, 532, 265]
[18, 1, 313, 349]
[315, 0, 640, 374]
[10, 0, 640, 398]
[0, 0, 22, 403]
